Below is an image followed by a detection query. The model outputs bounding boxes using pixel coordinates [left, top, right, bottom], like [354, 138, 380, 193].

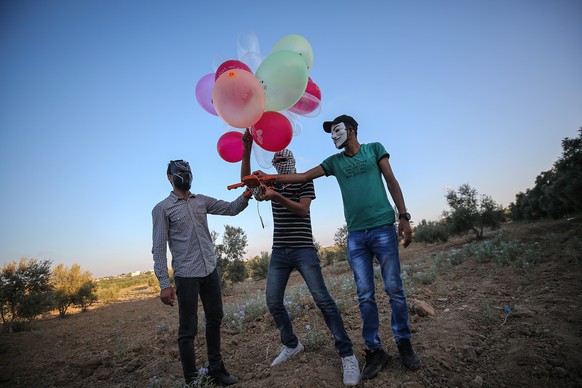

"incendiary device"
[227, 174, 277, 228]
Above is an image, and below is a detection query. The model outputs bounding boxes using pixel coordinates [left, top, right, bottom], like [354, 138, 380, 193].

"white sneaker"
[271, 341, 304, 366]
[342, 354, 361, 386]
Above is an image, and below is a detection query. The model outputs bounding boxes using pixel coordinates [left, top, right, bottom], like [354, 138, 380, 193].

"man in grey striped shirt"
[152, 159, 250, 386]
[241, 133, 361, 386]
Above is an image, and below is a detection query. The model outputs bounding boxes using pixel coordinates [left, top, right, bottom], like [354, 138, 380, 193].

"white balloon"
[240, 51, 263, 74]
[252, 142, 275, 169]
[280, 110, 302, 136]
[237, 29, 261, 60]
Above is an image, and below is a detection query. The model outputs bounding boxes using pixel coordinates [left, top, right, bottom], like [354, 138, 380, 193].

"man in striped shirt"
[241, 132, 361, 386]
[253, 114, 422, 380]
[152, 159, 250, 386]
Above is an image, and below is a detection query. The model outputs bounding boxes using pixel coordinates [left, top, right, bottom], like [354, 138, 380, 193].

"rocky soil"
[1, 218, 581, 387]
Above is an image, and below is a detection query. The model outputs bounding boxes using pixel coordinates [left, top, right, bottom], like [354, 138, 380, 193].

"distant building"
[130, 271, 141, 277]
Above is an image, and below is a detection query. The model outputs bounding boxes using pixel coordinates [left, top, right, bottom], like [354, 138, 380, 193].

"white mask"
[331, 122, 348, 149]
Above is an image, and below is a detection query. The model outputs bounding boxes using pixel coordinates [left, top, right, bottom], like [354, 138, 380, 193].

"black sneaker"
[362, 348, 391, 379]
[208, 362, 238, 386]
[397, 339, 422, 370]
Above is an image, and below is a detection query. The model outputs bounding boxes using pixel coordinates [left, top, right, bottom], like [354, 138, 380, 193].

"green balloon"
[255, 50, 309, 112]
[272, 34, 314, 72]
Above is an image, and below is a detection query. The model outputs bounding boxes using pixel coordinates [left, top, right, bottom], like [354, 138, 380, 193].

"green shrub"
[247, 252, 270, 281]
[97, 285, 121, 304]
[225, 259, 248, 283]
[303, 324, 328, 350]
[414, 220, 450, 243]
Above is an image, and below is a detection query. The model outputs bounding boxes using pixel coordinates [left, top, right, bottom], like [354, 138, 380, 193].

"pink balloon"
[195, 73, 218, 116]
[217, 131, 244, 163]
[215, 60, 252, 80]
[213, 69, 266, 128]
[251, 112, 293, 152]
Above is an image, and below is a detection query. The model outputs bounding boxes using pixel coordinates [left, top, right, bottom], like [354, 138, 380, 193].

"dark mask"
[169, 160, 192, 191]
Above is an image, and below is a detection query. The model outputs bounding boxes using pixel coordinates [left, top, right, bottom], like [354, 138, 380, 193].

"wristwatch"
[398, 212, 411, 221]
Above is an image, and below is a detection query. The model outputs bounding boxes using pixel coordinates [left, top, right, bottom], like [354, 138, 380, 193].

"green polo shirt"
[321, 142, 396, 232]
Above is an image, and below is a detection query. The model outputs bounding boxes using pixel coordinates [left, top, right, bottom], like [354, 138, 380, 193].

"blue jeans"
[175, 270, 224, 382]
[266, 247, 353, 357]
[347, 224, 411, 350]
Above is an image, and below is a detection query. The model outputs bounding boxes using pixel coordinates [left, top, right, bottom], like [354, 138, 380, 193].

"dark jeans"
[266, 247, 353, 357]
[175, 269, 224, 382]
[347, 224, 411, 350]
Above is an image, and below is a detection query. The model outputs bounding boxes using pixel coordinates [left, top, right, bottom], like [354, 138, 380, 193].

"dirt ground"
[1, 218, 581, 388]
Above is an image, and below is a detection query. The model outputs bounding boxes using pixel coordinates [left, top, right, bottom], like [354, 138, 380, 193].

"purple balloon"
[195, 73, 218, 116]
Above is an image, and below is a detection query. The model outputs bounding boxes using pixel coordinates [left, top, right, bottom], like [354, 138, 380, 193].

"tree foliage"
[51, 263, 96, 317]
[0, 258, 54, 332]
[73, 281, 98, 312]
[213, 225, 248, 285]
[333, 224, 348, 261]
[247, 251, 270, 281]
[510, 128, 582, 220]
[443, 184, 504, 239]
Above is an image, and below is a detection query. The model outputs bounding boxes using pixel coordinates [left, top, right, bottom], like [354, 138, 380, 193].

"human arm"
[241, 129, 252, 179]
[378, 157, 412, 247]
[239, 130, 254, 199]
[151, 204, 174, 300]
[253, 165, 326, 184]
[205, 193, 250, 216]
[260, 186, 312, 217]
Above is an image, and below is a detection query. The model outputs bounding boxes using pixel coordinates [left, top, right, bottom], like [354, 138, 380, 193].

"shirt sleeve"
[204, 194, 250, 215]
[372, 142, 389, 162]
[320, 155, 334, 176]
[151, 203, 172, 289]
[299, 180, 316, 200]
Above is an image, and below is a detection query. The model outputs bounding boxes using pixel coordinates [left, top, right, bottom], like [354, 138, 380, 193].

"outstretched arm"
[253, 165, 326, 184]
[378, 157, 412, 247]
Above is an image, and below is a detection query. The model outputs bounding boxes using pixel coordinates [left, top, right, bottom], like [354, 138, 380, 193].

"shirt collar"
[170, 191, 195, 202]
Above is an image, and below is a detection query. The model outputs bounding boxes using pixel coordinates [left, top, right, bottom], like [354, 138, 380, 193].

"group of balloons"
[195, 30, 322, 166]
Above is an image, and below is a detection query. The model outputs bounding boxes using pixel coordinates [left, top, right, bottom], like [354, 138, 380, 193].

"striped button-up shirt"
[152, 191, 249, 289]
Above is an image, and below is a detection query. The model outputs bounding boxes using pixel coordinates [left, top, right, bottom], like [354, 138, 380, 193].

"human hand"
[398, 220, 412, 248]
[260, 186, 277, 201]
[160, 286, 175, 306]
[252, 170, 267, 178]
[242, 188, 253, 199]
[242, 129, 253, 152]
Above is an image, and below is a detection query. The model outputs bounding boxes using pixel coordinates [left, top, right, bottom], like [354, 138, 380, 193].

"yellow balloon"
[271, 34, 314, 72]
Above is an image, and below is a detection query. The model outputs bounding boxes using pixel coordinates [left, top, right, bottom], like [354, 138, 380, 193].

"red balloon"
[215, 60, 252, 80]
[217, 131, 244, 163]
[289, 77, 321, 115]
[251, 112, 293, 152]
[305, 77, 321, 100]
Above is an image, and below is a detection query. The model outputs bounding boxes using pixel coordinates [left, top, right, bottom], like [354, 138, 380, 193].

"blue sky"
[1, 0, 581, 278]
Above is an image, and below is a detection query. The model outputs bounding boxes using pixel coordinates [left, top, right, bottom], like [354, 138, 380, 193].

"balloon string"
[257, 201, 265, 229]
